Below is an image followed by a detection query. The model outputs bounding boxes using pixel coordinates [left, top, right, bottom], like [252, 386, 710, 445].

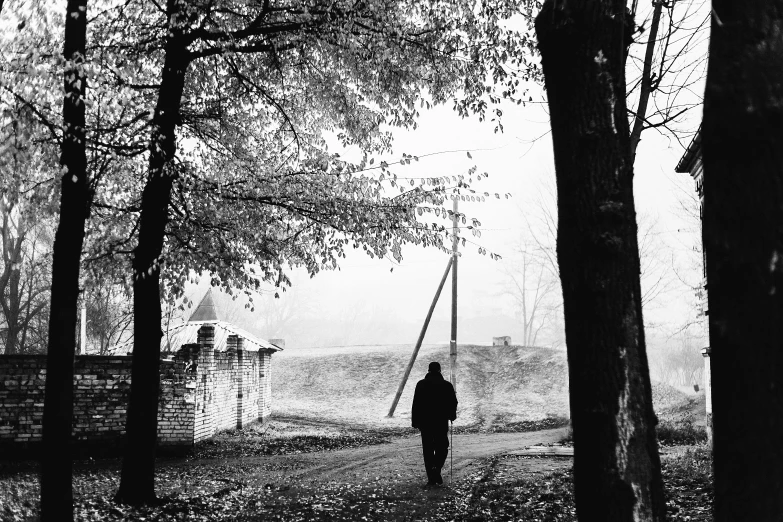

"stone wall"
[0, 355, 195, 454]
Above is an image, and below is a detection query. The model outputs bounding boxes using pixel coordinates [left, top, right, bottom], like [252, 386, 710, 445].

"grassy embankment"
[273, 343, 708, 442]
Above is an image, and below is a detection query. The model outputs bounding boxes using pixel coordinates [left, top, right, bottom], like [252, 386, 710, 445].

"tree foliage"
[0, 109, 56, 354]
[67, 0, 538, 506]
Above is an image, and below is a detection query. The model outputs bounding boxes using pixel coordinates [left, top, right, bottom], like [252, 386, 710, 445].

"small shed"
[111, 289, 282, 443]
[493, 336, 512, 346]
[165, 289, 282, 441]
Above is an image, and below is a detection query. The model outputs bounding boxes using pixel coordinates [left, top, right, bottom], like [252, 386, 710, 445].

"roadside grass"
[451, 445, 712, 522]
[558, 419, 707, 448]
[656, 393, 709, 446]
[1, 447, 713, 522]
[194, 417, 414, 459]
[657, 419, 708, 446]
[454, 415, 571, 435]
[194, 414, 572, 462]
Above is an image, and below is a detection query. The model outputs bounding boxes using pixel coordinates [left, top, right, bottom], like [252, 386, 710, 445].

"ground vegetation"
[0, 415, 712, 521]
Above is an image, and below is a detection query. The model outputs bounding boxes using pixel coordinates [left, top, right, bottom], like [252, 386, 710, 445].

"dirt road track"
[183, 427, 571, 491]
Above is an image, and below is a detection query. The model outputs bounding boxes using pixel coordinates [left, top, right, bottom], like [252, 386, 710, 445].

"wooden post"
[387, 257, 453, 417]
[450, 196, 458, 390]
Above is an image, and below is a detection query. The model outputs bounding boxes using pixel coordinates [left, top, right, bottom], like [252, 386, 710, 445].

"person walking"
[411, 361, 458, 486]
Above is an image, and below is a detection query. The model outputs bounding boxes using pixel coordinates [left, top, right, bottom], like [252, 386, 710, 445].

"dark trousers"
[420, 422, 449, 480]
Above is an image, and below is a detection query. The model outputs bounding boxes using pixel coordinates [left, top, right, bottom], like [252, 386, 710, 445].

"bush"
[657, 419, 708, 446]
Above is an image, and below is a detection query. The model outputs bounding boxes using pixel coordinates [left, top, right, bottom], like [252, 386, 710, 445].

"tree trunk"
[702, 2, 783, 518]
[40, 0, 89, 519]
[114, 11, 189, 505]
[535, 2, 666, 520]
[1, 216, 25, 354]
[6, 265, 21, 353]
[628, 0, 663, 160]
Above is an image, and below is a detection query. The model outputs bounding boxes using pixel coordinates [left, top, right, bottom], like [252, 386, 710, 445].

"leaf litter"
[1, 418, 712, 521]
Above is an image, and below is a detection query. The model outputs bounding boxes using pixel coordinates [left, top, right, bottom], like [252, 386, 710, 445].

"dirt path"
[185, 427, 569, 488]
[155, 427, 573, 521]
[1, 427, 575, 521]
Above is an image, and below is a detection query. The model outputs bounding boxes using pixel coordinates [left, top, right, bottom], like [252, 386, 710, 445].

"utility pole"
[450, 196, 458, 390]
[385, 194, 460, 417]
[387, 258, 453, 417]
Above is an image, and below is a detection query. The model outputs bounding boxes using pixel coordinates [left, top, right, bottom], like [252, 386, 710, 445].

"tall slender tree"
[702, 2, 783, 518]
[115, 0, 189, 504]
[40, 0, 90, 519]
[535, 1, 665, 520]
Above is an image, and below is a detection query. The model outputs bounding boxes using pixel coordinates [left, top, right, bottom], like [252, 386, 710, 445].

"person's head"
[428, 361, 441, 373]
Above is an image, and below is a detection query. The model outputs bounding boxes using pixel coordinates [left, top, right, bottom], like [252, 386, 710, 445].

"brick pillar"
[197, 325, 215, 354]
[195, 325, 215, 443]
[232, 336, 245, 429]
[258, 351, 272, 420]
[226, 334, 238, 354]
[226, 334, 238, 429]
[258, 351, 266, 419]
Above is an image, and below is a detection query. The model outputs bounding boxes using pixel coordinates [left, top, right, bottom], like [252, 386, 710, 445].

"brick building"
[0, 290, 281, 456]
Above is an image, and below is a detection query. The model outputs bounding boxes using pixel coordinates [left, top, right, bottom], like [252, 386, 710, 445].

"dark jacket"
[411, 371, 458, 428]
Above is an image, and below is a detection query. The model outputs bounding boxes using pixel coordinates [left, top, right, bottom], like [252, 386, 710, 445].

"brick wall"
[72, 356, 132, 445]
[158, 359, 196, 446]
[0, 355, 195, 454]
[258, 352, 272, 419]
[192, 327, 273, 443]
[0, 355, 46, 446]
[0, 324, 275, 454]
[210, 349, 239, 434]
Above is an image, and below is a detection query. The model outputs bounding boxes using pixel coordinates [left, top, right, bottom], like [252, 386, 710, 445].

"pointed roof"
[106, 287, 282, 354]
[188, 288, 219, 322]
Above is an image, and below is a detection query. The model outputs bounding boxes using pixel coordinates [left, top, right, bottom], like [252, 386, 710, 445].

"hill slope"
[273, 344, 568, 428]
[272, 344, 697, 429]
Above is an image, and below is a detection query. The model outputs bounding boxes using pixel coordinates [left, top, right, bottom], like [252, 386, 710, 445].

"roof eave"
[675, 127, 702, 174]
